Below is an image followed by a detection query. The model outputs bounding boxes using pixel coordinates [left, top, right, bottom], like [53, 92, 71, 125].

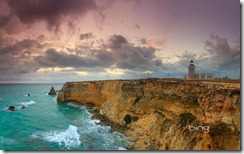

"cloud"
[0, 48, 39, 82]
[80, 33, 95, 40]
[114, 45, 162, 70]
[0, 33, 166, 82]
[131, 23, 140, 30]
[204, 33, 231, 56]
[75, 71, 88, 76]
[108, 34, 128, 49]
[34, 48, 113, 68]
[204, 33, 240, 75]
[176, 50, 197, 62]
[35, 48, 89, 68]
[0, 32, 239, 82]
[37, 67, 74, 73]
[105, 68, 125, 75]
[7, 0, 96, 29]
[34, 34, 164, 73]
[32, 34, 164, 77]
[92, 11, 106, 30]
[0, 35, 49, 82]
[0, 37, 45, 56]
[139, 37, 165, 48]
[106, 34, 164, 71]
[139, 38, 147, 44]
[0, 0, 110, 33]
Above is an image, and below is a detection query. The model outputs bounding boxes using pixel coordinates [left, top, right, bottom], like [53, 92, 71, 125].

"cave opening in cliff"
[124, 114, 132, 124]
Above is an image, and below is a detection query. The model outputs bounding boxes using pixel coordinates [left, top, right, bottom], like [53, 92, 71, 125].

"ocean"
[0, 84, 128, 150]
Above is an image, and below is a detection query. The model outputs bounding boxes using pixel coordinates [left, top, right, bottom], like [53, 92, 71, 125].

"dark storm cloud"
[109, 34, 128, 49]
[1, 0, 99, 32]
[204, 33, 240, 72]
[114, 46, 160, 70]
[0, 49, 39, 82]
[108, 34, 163, 71]
[0, 32, 239, 82]
[33, 34, 163, 72]
[0, 15, 10, 27]
[204, 33, 231, 56]
[80, 33, 95, 40]
[34, 48, 113, 68]
[35, 48, 89, 67]
[92, 49, 114, 63]
[0, 35, 51, 82]
[0, 38, 44, 56]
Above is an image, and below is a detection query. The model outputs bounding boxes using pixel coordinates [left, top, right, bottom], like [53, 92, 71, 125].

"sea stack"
[7, 106, 16, 111]
[48, 86, 56, 95]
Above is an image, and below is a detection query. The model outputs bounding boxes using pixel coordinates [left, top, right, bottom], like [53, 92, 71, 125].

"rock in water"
[8, 106, 16, 111]
[48, 86, 56, 95]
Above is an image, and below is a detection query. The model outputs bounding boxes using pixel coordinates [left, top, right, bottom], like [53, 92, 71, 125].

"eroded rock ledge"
[57, 78, 240, 150]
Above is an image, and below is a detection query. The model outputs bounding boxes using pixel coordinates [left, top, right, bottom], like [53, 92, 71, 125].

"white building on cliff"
[184, 60, 214, 79]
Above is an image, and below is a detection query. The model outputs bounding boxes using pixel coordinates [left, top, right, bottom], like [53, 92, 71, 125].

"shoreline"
[69, 101, 135, 150]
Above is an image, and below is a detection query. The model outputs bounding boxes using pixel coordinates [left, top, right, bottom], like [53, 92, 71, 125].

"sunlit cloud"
[37, 67, 74, 73]
[105, 68, 125, 75]
[75, 71, 88, 76]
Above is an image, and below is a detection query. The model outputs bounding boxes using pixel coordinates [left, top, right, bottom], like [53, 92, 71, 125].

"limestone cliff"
[57, 78, 240, 150]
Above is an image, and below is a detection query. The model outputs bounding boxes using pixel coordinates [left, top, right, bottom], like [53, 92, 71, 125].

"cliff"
[57, 78, 240, 150]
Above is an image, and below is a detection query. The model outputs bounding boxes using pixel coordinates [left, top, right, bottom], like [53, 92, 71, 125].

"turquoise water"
[0, 84, 127, 150]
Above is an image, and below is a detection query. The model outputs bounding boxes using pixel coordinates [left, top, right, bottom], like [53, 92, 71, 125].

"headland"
[57, 78, 240, 150]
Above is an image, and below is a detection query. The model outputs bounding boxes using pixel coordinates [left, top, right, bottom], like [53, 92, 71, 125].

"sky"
[0, 0, 240, 83]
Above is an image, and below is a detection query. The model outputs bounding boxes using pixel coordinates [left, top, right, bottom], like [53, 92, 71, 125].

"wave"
[78, 120, 128, 150]
[67, 103, 88, 110]
[87, 119, 100, 125]
[0, 136, 15, 144]
[32, 125, 81, 149]
[66, 103, 92, 117]
[21, 100, 36, 106]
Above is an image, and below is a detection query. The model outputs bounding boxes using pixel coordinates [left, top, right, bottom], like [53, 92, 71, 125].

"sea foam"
[21, 100, 36, 106]
[33, 125, 81, 149]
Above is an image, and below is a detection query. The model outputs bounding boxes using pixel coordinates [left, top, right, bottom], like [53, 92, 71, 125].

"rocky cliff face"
[57, 78, 240, 150]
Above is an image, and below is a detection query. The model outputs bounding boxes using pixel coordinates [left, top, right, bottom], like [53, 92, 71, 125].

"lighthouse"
[188, 60, 195, 79]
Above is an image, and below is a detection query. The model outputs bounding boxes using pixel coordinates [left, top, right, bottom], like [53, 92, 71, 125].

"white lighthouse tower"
[188, 60, 195, 79]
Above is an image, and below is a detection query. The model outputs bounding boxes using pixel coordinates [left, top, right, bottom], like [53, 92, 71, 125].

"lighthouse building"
[184, 60, 214, 79]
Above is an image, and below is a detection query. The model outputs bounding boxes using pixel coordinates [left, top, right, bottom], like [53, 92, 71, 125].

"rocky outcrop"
[48, 86, 56, 95]
[7, 106, 16, 111]
[57, 78, 240, 150]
